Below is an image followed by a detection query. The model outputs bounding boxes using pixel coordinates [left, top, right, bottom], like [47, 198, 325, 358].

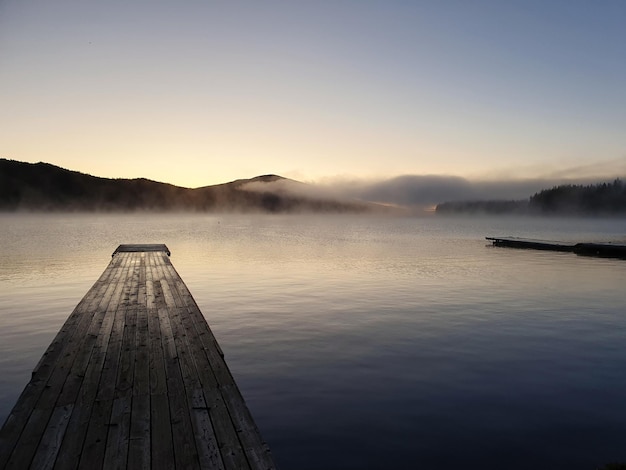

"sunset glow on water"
[1, 214, 625, 469]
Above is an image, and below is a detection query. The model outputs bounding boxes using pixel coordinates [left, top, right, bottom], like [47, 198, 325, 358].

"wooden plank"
[159, 280, 201, 391]
[127, 394, 151, 470]
[77, 398, 113, 470]
[1, 245, 276, 470]
[150, 394, 174, 470]
[157, 270, 231, 470]
[102, 395, 131, 469]
[54, 254, 133, 469]
[174, 343, 225, 468]
[202, 388, 250, 470]
[56, 272, 122, 406]
[97, 258, 138, 401]
[52, 404, 92, 470]
[156, 294, 199, 468]
[134, 253, 150, 397]
[154, 252, 254, 469]
[3, 408, 49, 469]
[31, 252, 123, 377]
[29, 404, 73, 470]
[0, 260, 119, 469]
[147, 260, 183, 470]
[159, 266, 242, 469]
[146, 254, 174, 469]
[115, 306, 138, 398]
[159, 260, 255, 470]
[147, 252, 167, 397]
[1, 254, 131, 469]
[189, 389, 225, 470]
[126, 253, 151, 469]
[114, 244, 170, 256]
[220, 385, 275, 469]
[80, 254, 138, 469]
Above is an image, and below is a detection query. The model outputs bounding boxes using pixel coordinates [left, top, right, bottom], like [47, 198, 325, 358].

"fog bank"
[316, 174, 626, 207]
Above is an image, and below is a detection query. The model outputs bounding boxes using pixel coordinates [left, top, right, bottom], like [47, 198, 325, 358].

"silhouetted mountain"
[0, 159, 377, 213]
[436, 179, 626, 215]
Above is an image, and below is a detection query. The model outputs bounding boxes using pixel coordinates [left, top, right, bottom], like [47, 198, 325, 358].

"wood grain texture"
[0, 245, 276, 469]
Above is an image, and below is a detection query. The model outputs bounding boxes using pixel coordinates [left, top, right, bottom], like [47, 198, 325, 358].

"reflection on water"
[1, 213, 626, 469]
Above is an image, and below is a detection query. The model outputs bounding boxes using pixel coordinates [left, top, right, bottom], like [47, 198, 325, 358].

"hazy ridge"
[2, 159, 625, 215]
[0, 159, 378, 213]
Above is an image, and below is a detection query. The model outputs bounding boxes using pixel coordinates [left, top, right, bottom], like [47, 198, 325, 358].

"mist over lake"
[1, 213, 626, 469]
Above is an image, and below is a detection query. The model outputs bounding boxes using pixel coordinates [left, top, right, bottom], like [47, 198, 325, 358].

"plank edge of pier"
[112, 244, 171, 257]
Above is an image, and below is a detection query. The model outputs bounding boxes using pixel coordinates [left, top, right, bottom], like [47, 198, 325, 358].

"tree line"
[436, 179, 626, 215]
[529, 179, 625, 214]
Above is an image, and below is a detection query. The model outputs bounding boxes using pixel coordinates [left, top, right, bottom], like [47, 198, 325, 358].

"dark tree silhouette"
[436, 179, 626, 215]
[529, 179, 626, 214]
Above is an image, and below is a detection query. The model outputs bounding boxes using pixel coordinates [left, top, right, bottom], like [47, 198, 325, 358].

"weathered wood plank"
[29, 404, 73, 470]
[157, 267, 232, 470]
[115, 306, 138, 398]
[97, 260, 138, 401]
[53, 404, 92, 470]
[77, 398, 113, 470]
[150, 394, 174, 470]
[102, 395, 132, 470]
[156, 295, 199, 468]
[55, 278, 119, 406]
[54, 254, 133, 469]
[134, 253, 150, 397]
[147, 257, 188, 470]
[146, 254, 175, 470]
[127, 394, 151, 470]
[0, 245, 276, 470]
[80, 254, 137, 468]
[170, 320, 227, 468]
[147, 253, 167, 397]
[32, 252, 123, 377]
[0, 260, 120, 469]
[2, 256, 132, 470]
[154, 252, 248, 469]
[3, 408, 49, 469]
[113, 244, 171, 256]
[190, 389, 225, 470]
[220, 384, 275, 469]
[160, 260, 256, 469]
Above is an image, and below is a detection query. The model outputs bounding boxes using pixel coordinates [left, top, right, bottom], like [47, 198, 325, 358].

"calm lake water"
[1, 213, 626, 469]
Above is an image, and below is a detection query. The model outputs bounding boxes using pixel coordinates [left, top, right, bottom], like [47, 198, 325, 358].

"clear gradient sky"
[1, 1, 625, 188]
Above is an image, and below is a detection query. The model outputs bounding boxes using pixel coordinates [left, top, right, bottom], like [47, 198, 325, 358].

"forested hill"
[437, 179, 626, 215]
[0, 159, 375, 213]
[529, 179, 626, 214]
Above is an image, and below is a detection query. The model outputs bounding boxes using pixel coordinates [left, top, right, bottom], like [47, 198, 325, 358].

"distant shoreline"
[2, 159, 625, 216]
[436, 179, 626, 216]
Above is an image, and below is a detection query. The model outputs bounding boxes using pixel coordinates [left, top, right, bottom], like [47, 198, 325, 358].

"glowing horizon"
[1, 1, 625, 189]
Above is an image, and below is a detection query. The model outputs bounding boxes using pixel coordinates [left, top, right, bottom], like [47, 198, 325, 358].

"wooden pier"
[0, 245, 276, 470]
[486, 237, 626, 259]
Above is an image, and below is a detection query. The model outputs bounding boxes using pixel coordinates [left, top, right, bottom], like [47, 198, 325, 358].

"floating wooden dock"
[486, 237, 626, 259]
[0, 245, 276, 470]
